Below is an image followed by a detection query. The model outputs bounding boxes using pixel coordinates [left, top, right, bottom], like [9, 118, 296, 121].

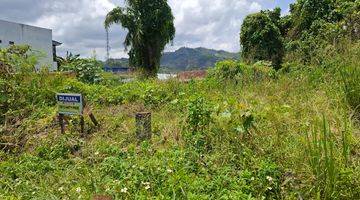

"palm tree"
[105, 0, 175, 77]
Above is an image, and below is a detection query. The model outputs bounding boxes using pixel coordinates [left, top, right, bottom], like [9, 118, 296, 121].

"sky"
[0, 0, 294, 60]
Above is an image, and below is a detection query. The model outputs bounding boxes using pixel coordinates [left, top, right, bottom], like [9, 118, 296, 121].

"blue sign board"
[56, 93, 83, 115]
[104, 66, 130, 73]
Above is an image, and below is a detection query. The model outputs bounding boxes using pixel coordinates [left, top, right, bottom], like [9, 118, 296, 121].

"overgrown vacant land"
[1, 42, 359, 199]
[1, 0, 360, 199]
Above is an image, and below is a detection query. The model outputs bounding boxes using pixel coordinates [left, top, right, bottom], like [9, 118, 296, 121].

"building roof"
[52, 40, 62, 46]
[0, 19, 52, 31]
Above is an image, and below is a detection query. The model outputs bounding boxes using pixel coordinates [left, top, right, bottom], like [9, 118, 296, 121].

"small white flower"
[266, 176, 273, 182]
[94, 151, 99, 156]
[141, 181, 151, 190]
[250, 177, 255, 181]
[76, 187, 81, 193]
[58, 187, 64, 191]
[121, 187, 128, 193]
[167, 169, 173, 173]
[267, 187, 273, 191]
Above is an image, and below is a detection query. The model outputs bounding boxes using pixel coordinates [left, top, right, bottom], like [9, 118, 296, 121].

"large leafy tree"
[284, 0, 359, 63]
[288, 0, 335, 38]
[240, 9, 284, 69]
[105, 0, 175, 77]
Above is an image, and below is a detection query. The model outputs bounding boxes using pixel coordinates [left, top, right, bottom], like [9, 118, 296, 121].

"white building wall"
[0, 19, 57, 71]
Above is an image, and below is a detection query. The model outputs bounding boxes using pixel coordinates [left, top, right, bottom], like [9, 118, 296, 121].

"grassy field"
[1, 44, 360, 199]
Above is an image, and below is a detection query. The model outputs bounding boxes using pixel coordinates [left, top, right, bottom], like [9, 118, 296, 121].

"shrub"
[252, 61, 277, 80]
[209, 60, 276, 83]
[143, 86, 169, 108]
[61, 58, 103, 84]
[0, 45, 60, 125]
[184, 96, 212, 151]
[209, 60, 245, 81]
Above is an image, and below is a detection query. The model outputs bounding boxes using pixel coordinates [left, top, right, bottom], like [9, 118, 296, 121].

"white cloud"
[167, 0, 263, 52]
[0, 0, 287, 60]
[250, 2, 262, 12]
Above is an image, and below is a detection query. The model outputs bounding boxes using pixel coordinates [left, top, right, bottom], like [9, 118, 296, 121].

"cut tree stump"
[135, 112, 152, 140]
[92, 195, 112, 200]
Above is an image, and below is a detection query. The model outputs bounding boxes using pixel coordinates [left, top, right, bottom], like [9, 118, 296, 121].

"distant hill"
[161, 47, 239, 72]
[105, 58, 130, 68]
[105, 47, 239, 72]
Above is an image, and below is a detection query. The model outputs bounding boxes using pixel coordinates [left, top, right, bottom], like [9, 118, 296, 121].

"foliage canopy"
[240, 9, 284, 69]
[105, 0, 175, 77]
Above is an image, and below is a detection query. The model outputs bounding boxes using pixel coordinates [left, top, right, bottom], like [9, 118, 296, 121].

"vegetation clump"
[105, 0, 175, 77]
[0, 0, 360, 199]
[240, 8, 284, 69]
[58, 52, 104, 84]
[1, 43, 359, 198]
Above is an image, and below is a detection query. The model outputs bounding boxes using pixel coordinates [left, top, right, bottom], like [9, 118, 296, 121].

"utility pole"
[106, 28, 110, 63]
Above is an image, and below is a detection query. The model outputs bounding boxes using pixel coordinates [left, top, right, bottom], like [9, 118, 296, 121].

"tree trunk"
[143, 45, 157, 78]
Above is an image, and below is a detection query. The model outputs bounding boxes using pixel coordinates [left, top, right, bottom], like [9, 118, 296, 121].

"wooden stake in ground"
[89, 112, 99, 126]
[58, 114, 65, 134]
[80, 115, 85, 134]
[135, 112, 152, 140]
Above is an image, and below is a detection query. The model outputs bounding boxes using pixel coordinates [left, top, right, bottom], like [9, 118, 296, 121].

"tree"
[288, 0, 335, 38]
[104, 0, 175, 77]
[240, 9, 284, 69]
[283, 0, 359, 64]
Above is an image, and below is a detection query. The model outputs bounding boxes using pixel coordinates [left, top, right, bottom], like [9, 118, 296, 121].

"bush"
[61, 58, 103, 84]
[0, 45, 60, 125]
[184, 96, 212, 152]
[209, 60, 276, 83]
[209, 60, 245, 81]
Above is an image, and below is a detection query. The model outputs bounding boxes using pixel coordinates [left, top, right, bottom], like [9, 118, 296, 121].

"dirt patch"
[177, 70, 207, 81]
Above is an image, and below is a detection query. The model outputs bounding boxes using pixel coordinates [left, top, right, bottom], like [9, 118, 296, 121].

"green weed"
[305, 117, 337, 199]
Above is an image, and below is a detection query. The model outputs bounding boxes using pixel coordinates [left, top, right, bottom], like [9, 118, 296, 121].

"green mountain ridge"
[106, 47, 239, 72]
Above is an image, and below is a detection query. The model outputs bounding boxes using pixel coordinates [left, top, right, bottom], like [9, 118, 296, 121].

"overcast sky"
[0, 0, 294, 60]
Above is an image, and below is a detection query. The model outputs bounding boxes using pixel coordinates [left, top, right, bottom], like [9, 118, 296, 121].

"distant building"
[104, 58, 131, 73]
[0, 19, 61, 71]
[103, 66, 131, 73]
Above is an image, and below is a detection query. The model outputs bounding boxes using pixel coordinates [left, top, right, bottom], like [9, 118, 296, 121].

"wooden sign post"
[56, 93, 98, 135]
[57, 93, 84, 116]
[58, 114, 65, 134]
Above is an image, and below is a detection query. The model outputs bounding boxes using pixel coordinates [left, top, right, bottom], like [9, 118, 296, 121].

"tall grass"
[341, 65, 360, 119]
[305, 117, 336, 199]
[328, 40, 360, 120]
[341, 119, 350, 166]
